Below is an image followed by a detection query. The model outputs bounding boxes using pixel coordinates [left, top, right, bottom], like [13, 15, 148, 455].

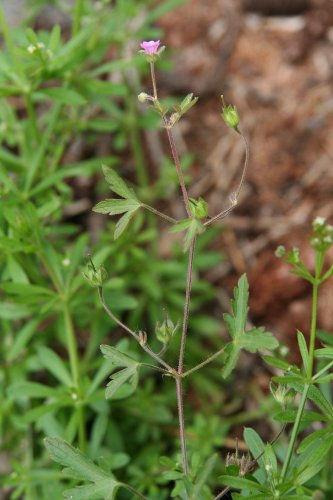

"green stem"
[280, 384, 309, 481]
[308, 250, 324, 376]
[25, 94, 40, 144]
[63, 305, 86, 451]
[72, 0, 84, 36]
[312, 360, 333, 381]
[308, 282, 318, 377]
[141, 203, 177, 224]
[182, 346, 226, 378]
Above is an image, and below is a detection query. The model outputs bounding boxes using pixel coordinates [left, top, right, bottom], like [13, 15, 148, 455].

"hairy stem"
[149, 61, 191, 217]
[176, 377, 188, 475]
[165, 124, 192, 218]
[141, 203, 177, 224]
[98, 287, 173, 372]
[205, 129, 249, 227]
[182, 346, 226, 378]
[178, 239, 196, 375]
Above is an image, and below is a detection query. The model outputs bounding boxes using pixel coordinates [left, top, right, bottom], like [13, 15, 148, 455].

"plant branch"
[182, 346, 226, 378]
[178, 239, 196, 375]
[205, 129, 249, 227]
[98, 287, 173, 372]
[164, 123, 192, 218]
[141, 203, 177, 224]
[280, 384, 309, 482]
[148, 61, 191, 217]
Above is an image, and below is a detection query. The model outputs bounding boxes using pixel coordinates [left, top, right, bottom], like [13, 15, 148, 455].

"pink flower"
[140, 40, 161, 55]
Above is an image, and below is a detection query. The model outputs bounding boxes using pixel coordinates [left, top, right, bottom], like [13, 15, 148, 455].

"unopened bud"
[189, 197, 209, 219]
[138, 92, 150, 103]
[155, 315, 178, 344]
[83, 262, 108, 287]
[221, 95, 240, 130]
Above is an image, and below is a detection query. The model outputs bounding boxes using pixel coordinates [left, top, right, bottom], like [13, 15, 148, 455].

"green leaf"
[297, 330, 310, 377]
[100, 345, 141, 400]
[293, 439, 332, 485]
[219, 475, 269, 493]
[93, 199, 140, 215]
[273, 409, 330, 424]
[44, 437, 120, 499]
[7, 381, 59, 399]
[169, 219, 192, 233]
[0, 302, 31, 319]
[190, 454, 217, 499]
[243, 428, 265, 469]
[240, 327, 280, 353]
[37, 87, 87, 106]
[37, 346, 72, 387]
[222, 275, 278, 378]
[262, 355, 292, 370]
[297, 424, 333, 454]
[291, 383, 333, 419]
[114, 210, 137, 240]
[102, 166, 137, 199]
[7, 318, 39, 361]
[315, 346, 333, 358]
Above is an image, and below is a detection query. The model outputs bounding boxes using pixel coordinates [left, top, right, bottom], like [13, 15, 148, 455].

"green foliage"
[44, 437, 122, 499]
[222, 275, 279, 378]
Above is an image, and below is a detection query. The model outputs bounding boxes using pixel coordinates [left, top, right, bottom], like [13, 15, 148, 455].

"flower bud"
[138, 92, 150, 103]
[83, 262, 108, 287]
[189, 197, 209, 219]
[155, 315, 178, 344]
[221, 95, 240, 130]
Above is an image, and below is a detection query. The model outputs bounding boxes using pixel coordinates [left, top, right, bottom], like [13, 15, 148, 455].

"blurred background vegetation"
[0, 0, 332, 498]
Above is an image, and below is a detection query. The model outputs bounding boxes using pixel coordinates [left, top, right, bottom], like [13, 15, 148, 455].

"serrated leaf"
[93, 199, 140, 215]
[100, 345, 141, 400]
[44, 437, 120, 499]
[239, 327, 279, 353]
[102, 166, 137, 199]
[222, 275, 278, 378]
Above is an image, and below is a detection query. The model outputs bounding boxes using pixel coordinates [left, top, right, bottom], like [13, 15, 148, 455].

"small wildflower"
[275, 245, 286, 258]
[27, 44, 36, 54]
[62, 258, 70, 267]
[313, 216, 326, 228]
[140, 40, 161, 55]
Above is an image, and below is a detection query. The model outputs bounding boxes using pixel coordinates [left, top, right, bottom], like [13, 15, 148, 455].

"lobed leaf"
[102, 166, 137, 199]
[93, 199, 140, 215]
